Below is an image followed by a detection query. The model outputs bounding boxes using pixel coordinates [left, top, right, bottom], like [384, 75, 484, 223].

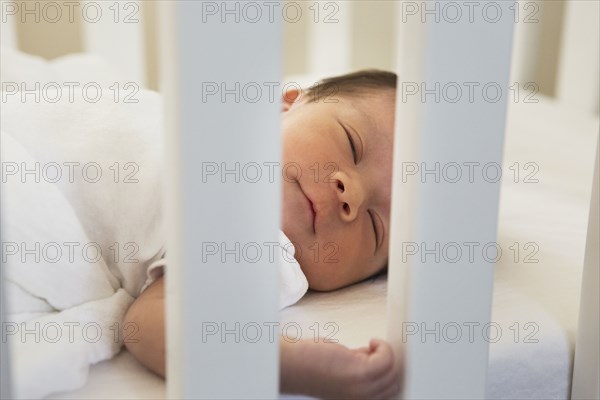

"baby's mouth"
[308, 198, 317, 234]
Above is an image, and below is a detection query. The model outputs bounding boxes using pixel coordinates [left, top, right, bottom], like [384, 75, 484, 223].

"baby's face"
[281, 88, 395, 291]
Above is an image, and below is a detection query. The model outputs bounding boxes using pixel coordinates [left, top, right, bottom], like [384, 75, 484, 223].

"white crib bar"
[388, 2, 514, 398]
[509, 0, 542, 88]
[80, 0, 147, 85]
[307, 1, 352, 77]
[571, 137, 600, 399]
[0, 0, 18, 49]
[0, 256, 10, 399]
[556, 0, 600, 114]
[159, 1, 281, 398]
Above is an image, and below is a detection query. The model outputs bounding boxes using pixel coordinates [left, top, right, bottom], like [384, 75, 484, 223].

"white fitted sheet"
[48, 97, 598, 400]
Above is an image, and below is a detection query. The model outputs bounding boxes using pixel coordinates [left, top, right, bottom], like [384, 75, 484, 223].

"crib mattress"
[47, 98, 598, 399]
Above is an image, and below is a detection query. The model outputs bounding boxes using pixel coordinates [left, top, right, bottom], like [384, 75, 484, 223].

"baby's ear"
[281, 87, 301, 112]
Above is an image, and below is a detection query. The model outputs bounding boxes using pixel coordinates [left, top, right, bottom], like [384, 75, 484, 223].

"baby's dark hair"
[303, 69, 397, 103]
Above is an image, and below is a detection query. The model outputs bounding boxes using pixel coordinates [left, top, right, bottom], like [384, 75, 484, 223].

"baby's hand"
[318, 338, 401, 400]
[282, 337, 401, 399]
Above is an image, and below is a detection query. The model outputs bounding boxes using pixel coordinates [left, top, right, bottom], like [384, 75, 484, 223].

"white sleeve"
[137, 231, 309, 308]
[139, 249, 166, 294]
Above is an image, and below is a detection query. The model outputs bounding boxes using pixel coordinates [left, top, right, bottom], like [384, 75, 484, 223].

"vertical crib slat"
[509, 0, 543, 87]
[571, 138, 600, 400]
[307, 1, 352, 76]
[159, 1, 281, 398]
[388, 2, 514, 398]
[0, 2, 18, 49]
[556, 0, 600, 114]
[80, 0, 147, 85]
[0, 255, 10, 400]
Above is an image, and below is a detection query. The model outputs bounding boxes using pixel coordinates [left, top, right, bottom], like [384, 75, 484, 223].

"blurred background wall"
[2, 0, 598, 113]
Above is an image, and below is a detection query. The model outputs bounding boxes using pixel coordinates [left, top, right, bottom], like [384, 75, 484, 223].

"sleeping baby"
[123, 70, 401, 399]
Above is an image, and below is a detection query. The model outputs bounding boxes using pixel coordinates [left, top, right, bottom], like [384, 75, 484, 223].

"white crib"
[1, 1, 598, 399]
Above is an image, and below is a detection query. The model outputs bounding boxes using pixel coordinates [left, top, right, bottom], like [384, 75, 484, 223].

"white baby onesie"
[277, 230, 310, 309]
[141, 231, 309, 309]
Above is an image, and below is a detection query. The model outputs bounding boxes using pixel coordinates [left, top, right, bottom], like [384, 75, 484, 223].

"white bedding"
[1, 83, 167, 398]
[2, 49, 598, 399]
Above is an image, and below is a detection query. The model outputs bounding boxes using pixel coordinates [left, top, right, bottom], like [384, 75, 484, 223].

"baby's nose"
[333, 172, 365, 222]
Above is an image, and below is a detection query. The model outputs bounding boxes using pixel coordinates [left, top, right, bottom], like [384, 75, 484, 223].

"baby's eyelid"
[347, 123, 365, 163]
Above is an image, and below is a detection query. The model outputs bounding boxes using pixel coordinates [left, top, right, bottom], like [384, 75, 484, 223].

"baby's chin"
[303, 270, 347, 292]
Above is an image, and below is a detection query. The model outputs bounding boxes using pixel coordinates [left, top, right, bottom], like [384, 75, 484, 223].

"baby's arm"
[122, 276, 166, 377]
[123, 276, 401, 399]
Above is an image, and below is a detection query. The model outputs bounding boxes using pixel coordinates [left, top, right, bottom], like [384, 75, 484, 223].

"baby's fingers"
[365, 339, 395, 377]
[368, 341, 402, 399]
[371, 359, 401, 397]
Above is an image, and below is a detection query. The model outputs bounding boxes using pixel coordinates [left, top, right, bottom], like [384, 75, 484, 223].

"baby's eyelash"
[368, 210, 379, 252]
[346, 130, 358, 163]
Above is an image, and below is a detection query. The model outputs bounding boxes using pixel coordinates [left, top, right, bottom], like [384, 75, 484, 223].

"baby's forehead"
[341, 92, 395, 117]
[344, 96, 395, 138]
[301, 91, 395, 145]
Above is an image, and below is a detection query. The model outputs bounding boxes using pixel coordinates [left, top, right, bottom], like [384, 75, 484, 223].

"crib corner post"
[571, 136, 600, 400]
[0, 255, 11, 400]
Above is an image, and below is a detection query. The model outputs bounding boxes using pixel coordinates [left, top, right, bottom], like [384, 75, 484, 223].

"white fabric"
[1, 132, 119, 310]
[1, 47, 166, 398]
[1, 131, 135, 399]
[0, 46, 129, 89]
[138, 230, 309, 310]
[278, 231, 310, 309]
[1, 79, 166, 300]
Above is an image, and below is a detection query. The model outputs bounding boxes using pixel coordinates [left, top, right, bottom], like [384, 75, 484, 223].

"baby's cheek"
[301, 256, 367, 292]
